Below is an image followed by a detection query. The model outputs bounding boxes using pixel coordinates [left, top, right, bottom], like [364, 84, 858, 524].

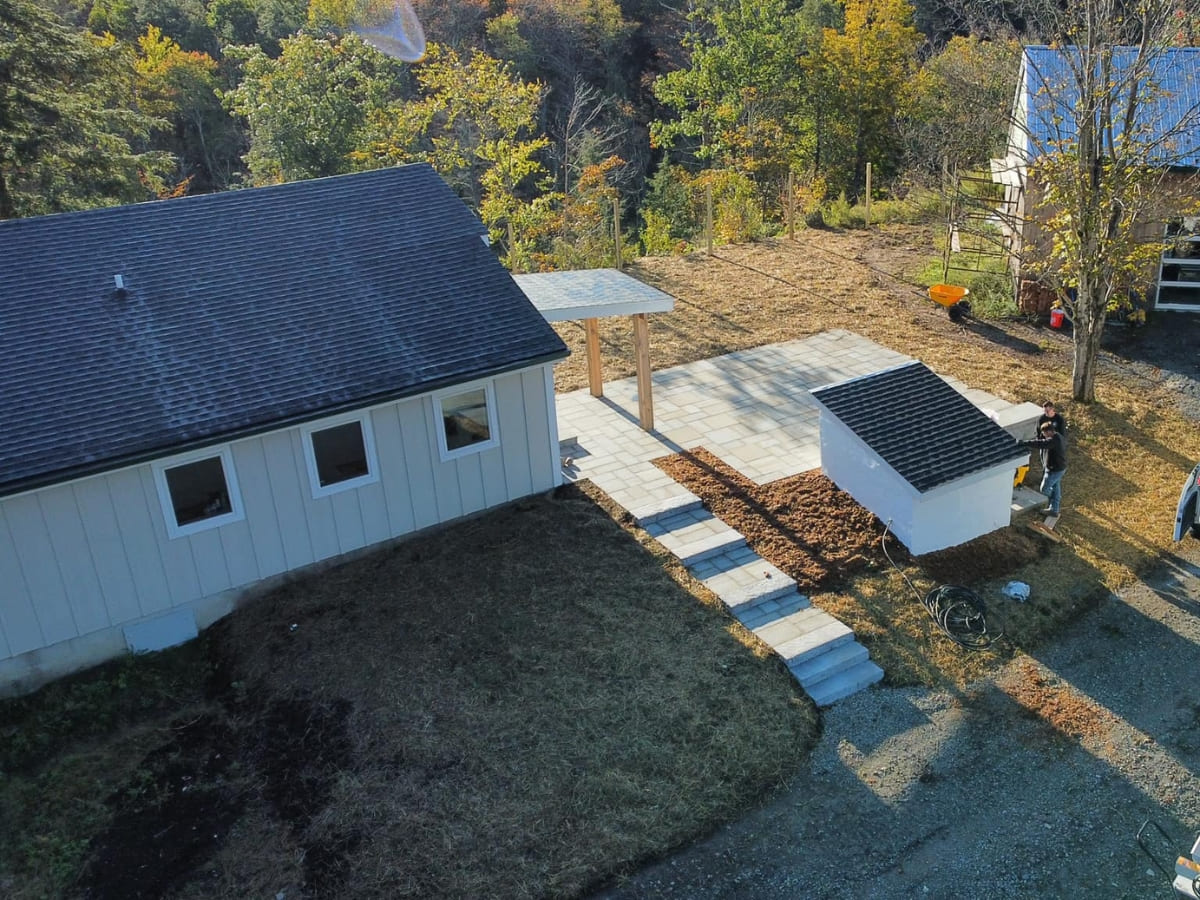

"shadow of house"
[0, 164, 568, 695]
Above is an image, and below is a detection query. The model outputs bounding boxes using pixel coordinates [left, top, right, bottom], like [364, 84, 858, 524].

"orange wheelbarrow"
[928, 283, 971, 322]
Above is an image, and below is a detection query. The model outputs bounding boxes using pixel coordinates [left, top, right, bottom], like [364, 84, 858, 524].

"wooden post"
[633, 313, 653, 430]
[787, 171, 795, 240]
[612, 196, 622, 270]
[507, 220, 517, 273]
[865, 163, 872, 227]
[706, 183, 713, 255]
[584, 317, 602, 398]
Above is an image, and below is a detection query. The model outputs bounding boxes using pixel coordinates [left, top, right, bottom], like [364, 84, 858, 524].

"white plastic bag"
[1002, 581, 1030, 602]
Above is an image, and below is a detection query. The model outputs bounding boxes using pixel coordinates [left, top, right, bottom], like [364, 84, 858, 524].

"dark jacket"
[1036, 412, 1066, 436]
[1022, 431, 1067, 472]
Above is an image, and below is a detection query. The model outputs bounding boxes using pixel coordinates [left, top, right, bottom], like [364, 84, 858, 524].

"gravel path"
[594, 541, 1200, 899]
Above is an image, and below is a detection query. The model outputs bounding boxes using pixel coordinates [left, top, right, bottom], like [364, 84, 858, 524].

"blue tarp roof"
[1021, 45, 1200, 167]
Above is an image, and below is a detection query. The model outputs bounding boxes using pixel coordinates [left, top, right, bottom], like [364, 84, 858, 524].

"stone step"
[644, 512, 747, 568]
[805, 659, 885, 707]
[734, 590, 811, 631]
[628, 491, 703, 528]
[753, 608, 854, 665]
[692, 555, 798, 611]
[788, 639, 869, 688]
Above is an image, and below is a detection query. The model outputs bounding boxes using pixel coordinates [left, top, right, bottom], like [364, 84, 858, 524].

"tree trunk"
[1070, 285, 1105, 403]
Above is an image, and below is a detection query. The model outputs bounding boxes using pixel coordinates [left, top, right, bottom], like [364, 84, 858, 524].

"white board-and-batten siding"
[0, 365, 559, 692]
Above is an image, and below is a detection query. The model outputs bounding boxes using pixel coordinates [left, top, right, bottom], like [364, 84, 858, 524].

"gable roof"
[1018, 45, 1200, 167]
[810, 361, 1025, 493]
[0, 164, 568, 497]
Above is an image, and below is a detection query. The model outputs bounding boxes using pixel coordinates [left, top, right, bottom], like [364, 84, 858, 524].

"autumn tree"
[354, 44, 551, 240]
[801, 0, 922, 197]
[0, 0, 171, 218]
[134, 25, 243, 191]
[998, 0, 1200, 402]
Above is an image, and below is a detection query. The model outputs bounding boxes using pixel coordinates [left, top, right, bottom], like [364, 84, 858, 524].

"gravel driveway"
[594, 313, 1200, 900]
[594, 543, 1200, 900]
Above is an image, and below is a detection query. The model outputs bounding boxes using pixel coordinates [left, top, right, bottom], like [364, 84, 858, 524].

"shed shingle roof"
[0, 164, 568, 496]
[810, 361, 1026, 493]
[1021, 45, 1200, 167]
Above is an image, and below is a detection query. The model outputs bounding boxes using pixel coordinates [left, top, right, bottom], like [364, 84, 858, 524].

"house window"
[154, 448, 244, 538]
[302, 415, 379, 498]
[435, 383, 499, 459]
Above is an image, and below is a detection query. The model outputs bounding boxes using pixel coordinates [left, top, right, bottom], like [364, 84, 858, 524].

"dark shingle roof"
[0, 164, 568, 496]
[810, 361, 1025, 493]
[1021, 45, 1200, 168]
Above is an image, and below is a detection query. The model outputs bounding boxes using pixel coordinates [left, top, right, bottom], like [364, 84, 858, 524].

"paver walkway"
[556, 330, 1042, 705]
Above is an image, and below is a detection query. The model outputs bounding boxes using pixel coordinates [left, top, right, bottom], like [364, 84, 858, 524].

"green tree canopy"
[1, 0, 171, 218]
[651, 0, 807, 190]
[224, 33, 406, 183]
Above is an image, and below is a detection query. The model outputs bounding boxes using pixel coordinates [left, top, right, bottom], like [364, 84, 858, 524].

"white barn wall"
[818, 416, 918, 538]
[0, 364, 559, 695]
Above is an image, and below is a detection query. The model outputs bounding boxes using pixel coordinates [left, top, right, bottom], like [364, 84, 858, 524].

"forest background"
[4, 0, 1029, 272]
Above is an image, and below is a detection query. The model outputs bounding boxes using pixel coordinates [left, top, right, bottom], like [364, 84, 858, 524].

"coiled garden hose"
[880, 521, 1004, 650]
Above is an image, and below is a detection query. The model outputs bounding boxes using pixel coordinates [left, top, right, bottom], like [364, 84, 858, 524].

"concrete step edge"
[806, 660, 885, 707]
[733, 592, 811, 630]
[629, 492, 704, 527]
[788, 640, 870, 686]
[771, 621, 855, 665]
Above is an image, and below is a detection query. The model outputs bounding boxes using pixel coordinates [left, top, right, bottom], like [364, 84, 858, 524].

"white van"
[1176, 463, 1200, 541]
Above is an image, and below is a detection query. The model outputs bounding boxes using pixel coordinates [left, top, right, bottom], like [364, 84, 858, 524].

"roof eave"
[0, 348, 569, 501]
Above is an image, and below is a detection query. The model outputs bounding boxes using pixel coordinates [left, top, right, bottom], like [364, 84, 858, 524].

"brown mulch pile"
[653, 447, 1045, 594]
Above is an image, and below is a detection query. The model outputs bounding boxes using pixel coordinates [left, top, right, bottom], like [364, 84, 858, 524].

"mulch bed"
[652, 447, 1044, 593]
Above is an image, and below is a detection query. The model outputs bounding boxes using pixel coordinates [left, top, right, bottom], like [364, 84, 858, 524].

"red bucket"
[1049, 308, 1065, 329]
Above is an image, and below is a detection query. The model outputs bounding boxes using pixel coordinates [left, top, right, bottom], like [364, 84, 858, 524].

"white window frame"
[433, 380, 500, 461]
[152, 445, 245, 539]
[301, 412, 380, 499]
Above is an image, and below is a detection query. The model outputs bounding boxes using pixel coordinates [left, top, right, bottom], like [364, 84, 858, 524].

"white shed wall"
[818, 416, 918, 538]
[907, 464, 1019, 555]
[818, 413, 1021, 556]
[0, 364, 559, 694]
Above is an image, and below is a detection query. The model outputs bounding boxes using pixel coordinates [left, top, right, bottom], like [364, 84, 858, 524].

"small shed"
[810, 361, 1028, 555]
[515, 269, 675, 430]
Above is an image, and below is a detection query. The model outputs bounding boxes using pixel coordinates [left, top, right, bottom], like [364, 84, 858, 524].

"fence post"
[706, 183, 713, 255]
[613, 196, 623, 270]
[865, 163, 872, 227]
[787, 172, 796, 239]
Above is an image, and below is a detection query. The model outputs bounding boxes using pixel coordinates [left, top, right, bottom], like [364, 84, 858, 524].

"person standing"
[1031, 400, 1066, 480]
[1037, 400, 1066, 438]
[1021, 420, 1068, 530]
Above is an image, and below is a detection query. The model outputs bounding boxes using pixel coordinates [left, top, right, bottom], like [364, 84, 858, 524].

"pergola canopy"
[514, 268, 676, 321]
[515, 268, 676, 431]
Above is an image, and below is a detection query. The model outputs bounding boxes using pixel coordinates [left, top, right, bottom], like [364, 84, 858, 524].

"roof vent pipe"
[113, 274, 127, 299]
